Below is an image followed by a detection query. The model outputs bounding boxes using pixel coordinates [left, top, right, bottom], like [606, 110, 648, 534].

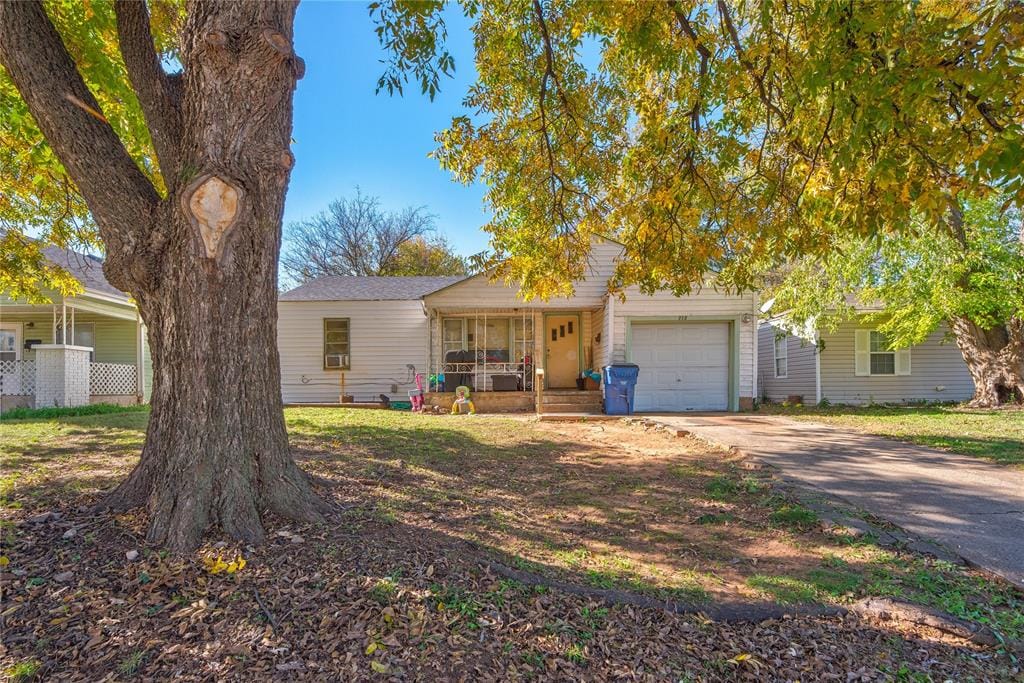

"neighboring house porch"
[1, 247, 152, 413]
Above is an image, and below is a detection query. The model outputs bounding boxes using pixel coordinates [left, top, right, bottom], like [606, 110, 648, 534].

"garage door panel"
[631, 322, 729, 411]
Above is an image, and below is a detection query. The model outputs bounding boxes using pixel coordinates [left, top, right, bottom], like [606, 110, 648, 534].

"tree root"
[848, 597, 1011, 649]
[478, 557, 843, 622]
[479, 557, 1020, 652]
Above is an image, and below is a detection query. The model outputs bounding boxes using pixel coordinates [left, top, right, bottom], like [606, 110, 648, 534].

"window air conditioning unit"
[325, 354, 349, 368]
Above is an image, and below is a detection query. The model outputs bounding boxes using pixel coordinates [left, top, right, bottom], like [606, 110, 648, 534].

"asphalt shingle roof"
[42, 244, 127, 299]
[279, 275, 467, 302]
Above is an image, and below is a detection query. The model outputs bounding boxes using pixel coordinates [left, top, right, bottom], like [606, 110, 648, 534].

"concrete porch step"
[540, 402, 605, 414]
[538, 413, 618, 422]
[541, 391, 603, 405]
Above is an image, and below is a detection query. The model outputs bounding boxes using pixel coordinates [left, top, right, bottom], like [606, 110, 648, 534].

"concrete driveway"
[643, 414, 1024, 589]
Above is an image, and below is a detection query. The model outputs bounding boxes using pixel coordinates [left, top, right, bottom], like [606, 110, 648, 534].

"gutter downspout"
[814, 331, 822, 405]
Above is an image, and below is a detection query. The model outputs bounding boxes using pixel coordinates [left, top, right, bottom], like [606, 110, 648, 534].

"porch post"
[135, 312, 146, 401]
[34, 344, 90, 408]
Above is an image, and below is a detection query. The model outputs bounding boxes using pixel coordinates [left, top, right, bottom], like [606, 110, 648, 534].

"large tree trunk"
[949, 316, 1024, 408]
[1, 1, 325, 551]
[102, 2, 326, 550]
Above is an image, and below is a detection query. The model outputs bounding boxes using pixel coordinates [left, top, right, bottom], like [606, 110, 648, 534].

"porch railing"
[89, 362, 137, 396]
[0, 360, 35, 396]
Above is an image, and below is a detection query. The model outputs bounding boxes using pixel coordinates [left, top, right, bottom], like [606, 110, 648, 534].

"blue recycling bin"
[602, 363, 640, 415]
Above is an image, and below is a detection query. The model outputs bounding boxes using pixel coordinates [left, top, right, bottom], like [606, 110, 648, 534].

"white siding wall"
[819, 321, 974, 404]
[757, 323, 817, 403]
[423, 240, 623, 309]
[277, 300, 428, 403]
[612, 287, 758, 401]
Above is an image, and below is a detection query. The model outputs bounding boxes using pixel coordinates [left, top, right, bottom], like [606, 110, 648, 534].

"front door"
[545, 314, 579, 388]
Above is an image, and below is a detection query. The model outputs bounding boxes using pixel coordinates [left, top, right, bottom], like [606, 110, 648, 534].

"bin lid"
[603, 363, 639, 369]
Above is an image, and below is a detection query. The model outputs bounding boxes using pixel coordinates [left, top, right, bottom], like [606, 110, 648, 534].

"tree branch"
[667, 1, 711, 134]
[114, 0, 183, 186]
[0, 0, 161, 285]
[717, 0, 796, 131]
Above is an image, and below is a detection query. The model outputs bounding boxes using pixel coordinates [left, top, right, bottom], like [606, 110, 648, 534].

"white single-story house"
[277, 238, 760, 413]
[758, 309, 975, 405]
[1, 246, 152, 412]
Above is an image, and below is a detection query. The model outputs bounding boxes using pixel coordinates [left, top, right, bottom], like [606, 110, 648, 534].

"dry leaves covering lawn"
[0, 407, 1020, 681]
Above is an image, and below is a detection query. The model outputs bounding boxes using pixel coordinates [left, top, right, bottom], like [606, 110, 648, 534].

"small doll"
[451, 385, 476, 415]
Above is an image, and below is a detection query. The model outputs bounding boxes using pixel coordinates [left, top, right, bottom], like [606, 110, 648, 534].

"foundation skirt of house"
[90, 394, 142, 407]
[425, 391, 535, 413]
[1, 396, 33, 412]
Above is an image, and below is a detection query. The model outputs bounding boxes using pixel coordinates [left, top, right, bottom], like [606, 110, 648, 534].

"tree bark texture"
[949, 316, 1024, 407]
[0, 0, 326, 551]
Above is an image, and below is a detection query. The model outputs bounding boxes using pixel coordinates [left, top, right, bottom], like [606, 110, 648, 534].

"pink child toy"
[409, 373, 425, 412]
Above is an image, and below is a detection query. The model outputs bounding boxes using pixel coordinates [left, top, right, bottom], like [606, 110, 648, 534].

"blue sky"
[286, 1, 490, 257]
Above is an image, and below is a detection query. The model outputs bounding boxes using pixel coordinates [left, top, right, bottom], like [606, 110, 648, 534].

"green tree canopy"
[374, 0, 1024, 299]
[1, 0, 182, 300]
[769, 195, 1023, 348]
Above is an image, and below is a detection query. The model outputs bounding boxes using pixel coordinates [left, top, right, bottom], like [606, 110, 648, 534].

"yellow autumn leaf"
[370, 660, 388, 673]
[365, 642, 378, 656]
[0, 555, 9, 567]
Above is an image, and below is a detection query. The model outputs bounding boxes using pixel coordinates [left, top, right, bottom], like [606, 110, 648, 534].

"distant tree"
[769, 195, 1023, 407]
[280, 191, 467, 283]
[387, 235, 470, 276]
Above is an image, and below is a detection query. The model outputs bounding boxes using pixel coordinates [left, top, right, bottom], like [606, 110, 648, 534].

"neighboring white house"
[1, 245, 152, 412]
[277, 238, 760, 413]
[758, 309, 975, 405]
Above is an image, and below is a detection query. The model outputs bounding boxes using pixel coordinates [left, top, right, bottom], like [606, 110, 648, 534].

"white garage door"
[631, 322, 730, 411]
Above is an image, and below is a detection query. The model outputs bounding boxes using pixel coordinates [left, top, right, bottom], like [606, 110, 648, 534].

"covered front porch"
[0, 296, 150, 412]
[423, 306, 605, 413]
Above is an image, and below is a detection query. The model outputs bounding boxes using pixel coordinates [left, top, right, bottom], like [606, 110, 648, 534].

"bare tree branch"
[114, 0, 183, 186]
[0, 0, 161, 285]
[280, 192, 463, 284]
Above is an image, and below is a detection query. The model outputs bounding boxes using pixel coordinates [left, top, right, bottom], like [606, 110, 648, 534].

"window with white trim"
[869, 331, 895, 375]
[773, 335, 788, 378]
[323, 319, 350, 369]
[56, 322, 95, 361]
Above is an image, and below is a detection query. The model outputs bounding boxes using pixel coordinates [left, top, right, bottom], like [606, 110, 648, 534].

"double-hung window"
[855, 328, 910, 376]
[773, 335, 788, 378]
[869, 331, 895, 375]
[323, 319, 350, 369]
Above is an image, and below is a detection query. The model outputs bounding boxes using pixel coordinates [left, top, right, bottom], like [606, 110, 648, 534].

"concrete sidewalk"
[642, 414, 1024, 588]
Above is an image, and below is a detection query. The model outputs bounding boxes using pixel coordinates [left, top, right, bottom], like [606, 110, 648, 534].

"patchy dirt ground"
[1, 407, 1020, 680]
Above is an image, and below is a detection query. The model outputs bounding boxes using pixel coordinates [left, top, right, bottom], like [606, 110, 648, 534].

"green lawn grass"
[3, 405, 1022, 643]
[762, 404, 1023, 468]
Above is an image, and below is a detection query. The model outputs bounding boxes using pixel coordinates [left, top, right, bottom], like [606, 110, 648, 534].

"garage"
[630, 322, 731, 411]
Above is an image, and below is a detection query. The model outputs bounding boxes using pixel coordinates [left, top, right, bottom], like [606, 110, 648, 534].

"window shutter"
[854, 329, 870, 376]
[895, 347, 911, 375]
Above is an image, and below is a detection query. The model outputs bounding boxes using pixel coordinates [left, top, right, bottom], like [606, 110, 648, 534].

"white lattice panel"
[0, 360, 35, 395]
[89, 362, 136, 395]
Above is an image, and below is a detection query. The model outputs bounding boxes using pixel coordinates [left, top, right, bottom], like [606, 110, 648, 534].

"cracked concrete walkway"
[641, 414, 1024, 588]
